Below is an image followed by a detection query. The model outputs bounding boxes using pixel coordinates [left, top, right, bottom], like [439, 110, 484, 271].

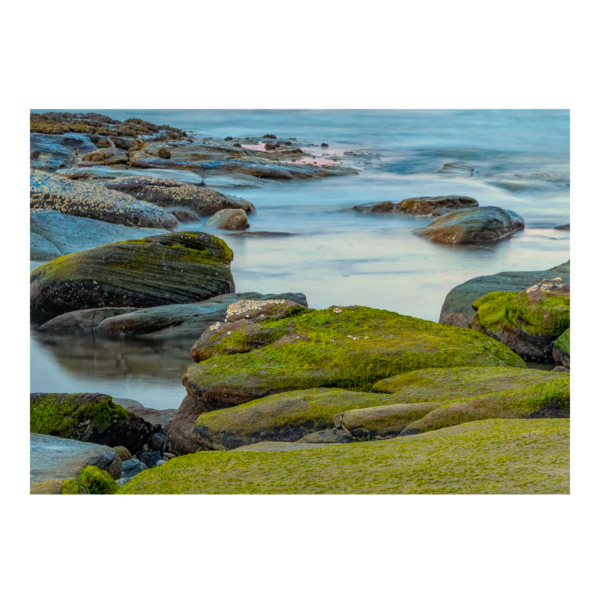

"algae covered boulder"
[30, 231, 235, 319]
[77, 465, 119, 494]
[30, 393, 158, 453]
[190, 388, 428, 451]
[469, 281, 570, 361]
[182, 305, 525, 420]
[439, 261, 570, 328]
[414, 206, 524, 244]
[119, 419, 570, 494]
[553, 328, 570, 368]
[104, 176, 256, 216]
[30, 170, 178, 230]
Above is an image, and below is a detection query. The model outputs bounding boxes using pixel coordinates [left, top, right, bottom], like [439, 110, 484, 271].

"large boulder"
[175, 306, 525, 453]
[414, 206, 524, 244]
[38, 292, 308, 339]
[439, 261, 570, 328]
[30, 170, 178, 230]
[205, 208, 249, 230]
[30, 232, 235, 320]
[104, 176, 256, 216]
[553, 329, 570, 368]
[352, 196, 478, 216]
[30, 209, 168, 261]
[468, 282, 570, 361]
[30, 433, 121, 493]
[30, 393, 158, 453]
[30, 132, 97, 171]
[118, 419, 570, 494]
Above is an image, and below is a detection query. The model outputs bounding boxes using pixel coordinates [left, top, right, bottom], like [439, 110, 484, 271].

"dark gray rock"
[414, 206, 525, 244]
[439, 261, 570, 328]
[148, 432, 167, 451]
[121, 458, 147, 479]
[136, 450, 163, 468]
[111, 398, 177, 433]
[554, 223, 570, 230]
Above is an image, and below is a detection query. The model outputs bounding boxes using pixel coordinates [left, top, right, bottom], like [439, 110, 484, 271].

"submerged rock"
[553, 328, 570, 368]
[439, 261, 570, 328]
[58, 166, 204, 185]
[30, 231, 235, 319]
[468, 282, 570, 361]
[30, 393, 158, 453]
[178, 306, 525, 444]
[39, 292, 308, 339]
[118, 419, 570, 494]
[353, 195, 478, 216]
[205, 208, 249, 230]
[554, 223, 570, 230]
[414, 206, 525, 244]
[30, 132, 98, 171]
[30, 433, 121, 491]
[437, 161, 476, 176]
[30, 209, 168, 260]
[104, 175, 256, 216]
[30, 170, 177, 230]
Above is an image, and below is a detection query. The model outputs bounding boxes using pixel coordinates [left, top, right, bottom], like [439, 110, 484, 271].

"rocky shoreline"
[29, 112, 570, 494]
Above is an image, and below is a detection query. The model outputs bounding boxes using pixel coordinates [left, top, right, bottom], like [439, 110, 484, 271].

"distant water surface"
[30, 110, 570, 409]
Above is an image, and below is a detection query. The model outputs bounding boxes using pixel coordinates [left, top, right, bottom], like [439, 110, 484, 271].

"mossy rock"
[118, 419, 569, 494]
[113, 446, 132, 462]
[78, 466, 119, 494]
[344, 367, 571, 437]
[30, 231, 235, 319]
[30, 393, 157, 453]
[183, 305, 526, 415]
[192, 388, 433, 451]
[60, 478, 90, 494]
[553, 329, 570, 368]
[469, 282, 570, 362]
[30, 479, 64, 495]
[414, 206, 525, 244]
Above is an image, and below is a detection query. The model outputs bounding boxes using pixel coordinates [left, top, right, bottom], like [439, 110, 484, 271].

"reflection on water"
[30, 329, 195, 410]
[30, 110, 570, 409]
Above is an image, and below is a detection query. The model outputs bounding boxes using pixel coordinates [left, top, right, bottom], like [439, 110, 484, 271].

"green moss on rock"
[183, 306, 526, 410]
[60, 478, 90, 494]
[119, 419, 569, 494]
[78, 466, 119, 494]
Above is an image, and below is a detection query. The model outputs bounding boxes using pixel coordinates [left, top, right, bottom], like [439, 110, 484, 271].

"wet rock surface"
[414, 206, 525, 244]
[30, 232, 235, 320]
[30, 209, 168, 260]
[39, 292, 308, 339]
[553, 328, 570, 368]
[468, 281, 570, 362]
[205, 208, 249, 230]
[30, 433, 121, 489]
[30, 170, 178, 230]
[439, 261, 570, 328]
[30, 392, 159, 453]
[104, 176, 256, 216]
[30, 132, 98, 171]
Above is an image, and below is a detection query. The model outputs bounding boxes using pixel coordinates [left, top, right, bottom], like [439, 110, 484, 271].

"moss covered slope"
[183, 306, 526, 410]
[30, 232, 235, 319]
[119, 419, 569, 494]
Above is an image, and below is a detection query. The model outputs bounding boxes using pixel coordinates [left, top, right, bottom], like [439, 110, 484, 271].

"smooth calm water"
[30, 110, 570, 409]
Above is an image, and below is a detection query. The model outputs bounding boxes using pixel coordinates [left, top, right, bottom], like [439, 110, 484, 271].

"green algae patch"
[118, 419, 569, 494]
[78, 466, 118, 494]
[554, 328, 570, 354]
[472, 287, 570, 338]
[30, 479, 64, 495]
[183, 306, 526, 408]
[60, 479, 90, 495]
[192, 387, 432, 450]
